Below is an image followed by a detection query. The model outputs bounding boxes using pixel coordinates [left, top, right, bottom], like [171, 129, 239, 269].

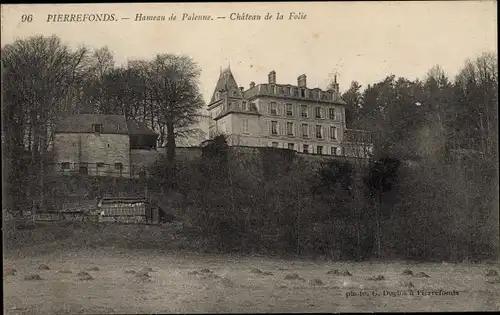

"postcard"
[2, 2, 498, 314]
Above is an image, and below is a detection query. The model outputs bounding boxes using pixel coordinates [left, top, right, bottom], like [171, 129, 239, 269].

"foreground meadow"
[4, 223, 500, 314]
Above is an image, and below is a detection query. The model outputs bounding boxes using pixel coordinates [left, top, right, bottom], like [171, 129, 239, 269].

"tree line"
[161, 132, 497, 262]
[338, 54, 498, 162]
[2, 35, 205, 214]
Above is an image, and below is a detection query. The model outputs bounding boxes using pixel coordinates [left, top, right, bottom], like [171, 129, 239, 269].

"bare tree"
[454, 52, 498, 158]
[79, 46, 115, 113]
[2, 35, 88, 211]
[147, 54, 205, 169]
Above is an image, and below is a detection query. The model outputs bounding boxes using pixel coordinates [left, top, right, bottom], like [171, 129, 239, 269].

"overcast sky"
[2, 2, 497, 105]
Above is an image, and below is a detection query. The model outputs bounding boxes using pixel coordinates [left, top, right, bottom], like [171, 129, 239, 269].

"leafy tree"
[341, 81, 363, 129]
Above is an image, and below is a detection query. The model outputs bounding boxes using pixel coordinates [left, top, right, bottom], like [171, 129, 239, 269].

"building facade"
[53, 114, 158, 177]
[207, 68, 373, 157]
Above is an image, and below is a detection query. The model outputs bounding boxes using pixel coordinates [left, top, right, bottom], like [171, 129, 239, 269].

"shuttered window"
[330, 126, 337, 139]
[271, 121, 278, 135]
[287, 122, 294, 136]
[301, 124, 308, 137]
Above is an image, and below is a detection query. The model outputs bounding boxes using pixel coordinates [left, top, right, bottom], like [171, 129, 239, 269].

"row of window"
[211, 101, 342, 122]
[61, 162, 123, 172]
[269, 121, 337, 139]
[266, 85, 334, 101]
[270, 142, 342, 155]
[213, 85, 334, 101]
[268, 102, 340, 120]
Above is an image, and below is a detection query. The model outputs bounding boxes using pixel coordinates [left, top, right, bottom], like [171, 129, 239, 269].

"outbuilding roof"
[55, 114, 157, 136]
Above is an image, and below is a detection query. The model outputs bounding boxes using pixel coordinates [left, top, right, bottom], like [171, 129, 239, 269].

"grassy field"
[3, 223, 500, 314]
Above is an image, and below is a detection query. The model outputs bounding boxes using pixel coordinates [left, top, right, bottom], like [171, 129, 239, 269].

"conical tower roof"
[209, 67, 243, 104]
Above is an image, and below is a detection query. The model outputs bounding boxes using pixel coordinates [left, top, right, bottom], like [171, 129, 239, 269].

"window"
[92, 124, 102, 133]
[242, 101, 248, 111]
[271, 121, 278, 135]
[301, 105, 308, 118]
[293, 88, 299, 97]
[330, 126, 337, 140]
[79, 162, 88, 175]
[272, 142, 279, 148]
[242, 118, 249, 133]
[301, 123, 308, 137]
[288, 143, 295, 150]
[316, 125, 323, 139]
[300, 89, 305, 97]
[286, 122, 294, 136]
[286, 103, 293, 116]
[329, 108, 335, 120]
[61, 162, 70, 170]
[315, 107, 321, 118]
[284, 87, 290, 95]
[331, 147, 338, 155]
[97, 162, 105, 175]
[115, 163, 123, 176]
[270, 102, 277, 115]
[303, 144, 309, 153]
[317, 145, 323, 155]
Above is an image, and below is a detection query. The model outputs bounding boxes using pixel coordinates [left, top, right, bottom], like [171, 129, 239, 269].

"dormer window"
[242, 101, 248, 111]
[300, 89, 306, 97]
[92, 124, 103, 133]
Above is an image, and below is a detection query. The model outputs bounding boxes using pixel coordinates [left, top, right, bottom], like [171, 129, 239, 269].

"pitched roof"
[209, 68, 243, 104]
[56, 114, 157, 136]
[56, 114, 129, 134]
[243, 83, 347, 105]
[126, 119, 158, 136]
[214, 101, 261, 121]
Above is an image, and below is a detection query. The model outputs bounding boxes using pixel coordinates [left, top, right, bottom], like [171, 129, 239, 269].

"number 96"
[21, 14, 33, 23]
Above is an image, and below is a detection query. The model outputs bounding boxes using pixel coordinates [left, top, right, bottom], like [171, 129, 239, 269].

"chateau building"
[207, 68, 373, 157]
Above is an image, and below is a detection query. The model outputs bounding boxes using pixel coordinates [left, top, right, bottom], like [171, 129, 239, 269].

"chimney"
[332, 74, 339, 94]
[250, 81, 255, 89]
[268, 70, 276, 84]
[297, 74, 307, 88]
